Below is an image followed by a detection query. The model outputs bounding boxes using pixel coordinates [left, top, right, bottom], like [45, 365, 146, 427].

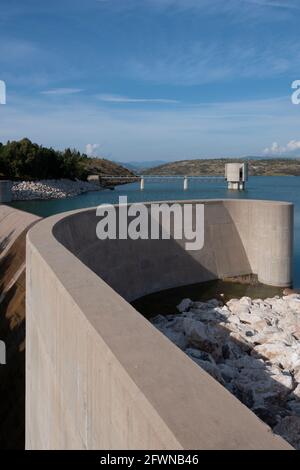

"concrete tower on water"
[225, 162, 248, 190]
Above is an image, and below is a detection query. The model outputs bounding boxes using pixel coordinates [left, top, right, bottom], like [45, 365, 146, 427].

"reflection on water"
[10, 176, 300, 287]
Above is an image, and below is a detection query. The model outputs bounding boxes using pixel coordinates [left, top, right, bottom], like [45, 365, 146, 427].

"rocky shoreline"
[11, 179, 103, 201]
[151, 293, 300, 449]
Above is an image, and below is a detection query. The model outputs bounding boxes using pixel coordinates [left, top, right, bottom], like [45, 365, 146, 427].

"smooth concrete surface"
[0, 181, 12, 203]
[53, 199, 293, 295]
[0, 205, 40, 304]
[0, 205, 39, 259]
[26, 199, 293, 450]
[140, 177, 144, 190]
[87, 175, 100, 184]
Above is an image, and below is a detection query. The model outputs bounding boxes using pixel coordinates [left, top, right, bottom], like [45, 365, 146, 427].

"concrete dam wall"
[26, 199, 293, 449]
[0, 205, 40, 448]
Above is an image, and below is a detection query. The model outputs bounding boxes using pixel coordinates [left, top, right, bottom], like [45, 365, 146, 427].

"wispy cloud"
[1, 93, 298, 160]
[242, 0, 300, 10]
[1, 0, 299, 161]
[41, 88, 83, 95]
[97, 94, 179, 104]
[149, 0, 300, 11]
[125, 0, 300, 15]
[126, 40, 299, 85]
[264, 140, 300, 155]
[85, 143, 100, 156]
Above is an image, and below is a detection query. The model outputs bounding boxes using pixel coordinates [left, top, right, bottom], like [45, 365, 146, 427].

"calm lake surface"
[10, 176, 300, 287]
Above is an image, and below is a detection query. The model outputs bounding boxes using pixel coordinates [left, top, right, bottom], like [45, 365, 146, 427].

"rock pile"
[12, 179, 102, 200]
[151, 294, 300, 448]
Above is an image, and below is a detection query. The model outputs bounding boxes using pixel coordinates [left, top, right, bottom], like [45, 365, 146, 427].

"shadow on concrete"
[52, 202, 298, 447]
[0, 228, 29, 449]
[0, 273, 25, 449]
[0, 230, 15, 253]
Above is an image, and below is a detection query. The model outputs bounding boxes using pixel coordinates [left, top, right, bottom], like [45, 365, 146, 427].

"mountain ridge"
[143, 158, 300, 176]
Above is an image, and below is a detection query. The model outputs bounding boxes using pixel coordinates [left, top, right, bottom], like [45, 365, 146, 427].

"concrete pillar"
[228, 181, 239, 190]
[140, 177, 144, 191]
[87, 174, 100, 185]
[255, 202, 294, 287]
[0, 180, 12, 203]
[183, 176, 188, 190]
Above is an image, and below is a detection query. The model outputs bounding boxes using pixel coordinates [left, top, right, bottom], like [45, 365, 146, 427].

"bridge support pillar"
[227, 181, 245, 190]
[140, 177, 144, 191]
[183, 176, 188, 190]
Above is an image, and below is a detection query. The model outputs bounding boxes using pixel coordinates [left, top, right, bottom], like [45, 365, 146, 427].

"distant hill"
[144, 158, 300, 176]
[84, 157, 135, 178]
[116, 160, 167, 173]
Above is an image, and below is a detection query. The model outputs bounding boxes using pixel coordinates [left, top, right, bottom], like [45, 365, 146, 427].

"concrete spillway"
[26, 199, 293, 450]
[0, 206, 40, 449]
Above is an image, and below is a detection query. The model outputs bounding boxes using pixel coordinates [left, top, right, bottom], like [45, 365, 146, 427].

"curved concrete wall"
[53, 199, 293, 296]
[0, 205, 40, 449]
[0, 205, 39, 257]
[26, 199, 293, 450]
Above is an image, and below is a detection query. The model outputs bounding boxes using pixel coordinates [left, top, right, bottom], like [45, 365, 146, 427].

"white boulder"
[176, 298, 192, 313]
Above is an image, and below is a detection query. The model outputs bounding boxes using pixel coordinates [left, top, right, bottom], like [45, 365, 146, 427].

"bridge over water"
[98, 175, 225, 190]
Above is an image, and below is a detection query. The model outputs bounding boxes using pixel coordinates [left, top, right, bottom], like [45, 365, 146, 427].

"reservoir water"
[10, 176, 300, 287]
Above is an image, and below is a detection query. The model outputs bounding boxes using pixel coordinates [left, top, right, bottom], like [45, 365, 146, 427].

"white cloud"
[41, 88, 83, 95]
[85, 143, 100, 156]
[97, 94, 179, 104]
[133, 0, 300, 15]
[263, 140, 300, 155]
[1, 93, 299, 161]
[242, 0, 300, 9]
[125, 39, 298, 86]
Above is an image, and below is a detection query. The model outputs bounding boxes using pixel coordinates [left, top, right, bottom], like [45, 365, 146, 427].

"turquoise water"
[10, 176, 300, 287]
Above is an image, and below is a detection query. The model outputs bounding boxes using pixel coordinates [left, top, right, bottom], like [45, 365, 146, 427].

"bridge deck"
[99, 175, 225, 184]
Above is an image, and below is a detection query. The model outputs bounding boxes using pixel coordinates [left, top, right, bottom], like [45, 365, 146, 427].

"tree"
[0, 138, 88, 180]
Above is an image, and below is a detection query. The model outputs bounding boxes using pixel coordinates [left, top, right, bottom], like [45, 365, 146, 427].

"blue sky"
[1, 0, 300, 161]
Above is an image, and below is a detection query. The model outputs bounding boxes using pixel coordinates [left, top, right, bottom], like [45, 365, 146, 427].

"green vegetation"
[0, 138, 87, 180]
[0, 138, 133, 181]
[144, 158, 300, 176]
